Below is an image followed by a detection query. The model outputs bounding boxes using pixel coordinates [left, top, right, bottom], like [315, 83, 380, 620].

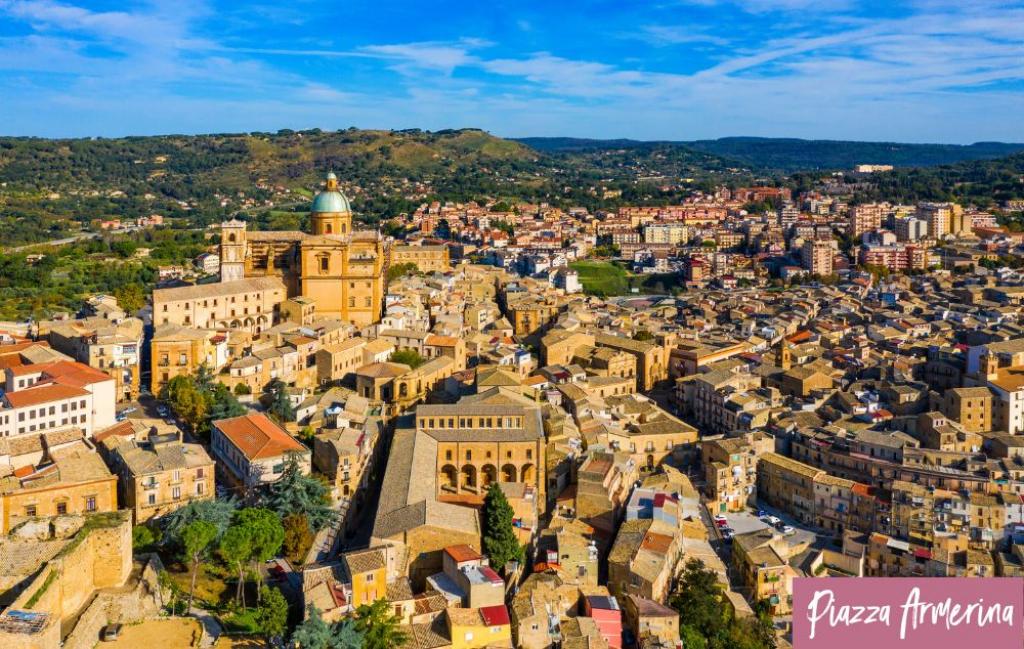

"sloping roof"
[213, 413, 305, 460]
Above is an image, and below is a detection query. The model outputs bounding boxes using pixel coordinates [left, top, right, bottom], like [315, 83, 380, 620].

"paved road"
[4, 231, 101, 252]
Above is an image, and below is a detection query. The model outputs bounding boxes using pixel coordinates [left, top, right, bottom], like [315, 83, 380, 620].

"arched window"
[325, 224, 333, 234]
[228, 233, 236, 243]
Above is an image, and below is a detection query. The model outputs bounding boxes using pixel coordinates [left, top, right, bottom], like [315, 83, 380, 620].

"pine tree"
[264, 455, 337, 531]
[267, 378, 296, 422]
[481, 483, 523, 573]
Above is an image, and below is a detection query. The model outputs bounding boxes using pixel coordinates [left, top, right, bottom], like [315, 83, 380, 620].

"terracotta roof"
[214, 413, 305, 460]
[445, 544, 482, 564]
[4, 383, 89, 408]
[8, 360, 111, 387]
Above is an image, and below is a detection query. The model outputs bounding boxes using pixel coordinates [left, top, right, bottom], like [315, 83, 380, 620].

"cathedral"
[219, 172, 388, 327]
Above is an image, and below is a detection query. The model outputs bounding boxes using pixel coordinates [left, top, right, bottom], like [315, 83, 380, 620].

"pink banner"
[792, 578, 1023, 648]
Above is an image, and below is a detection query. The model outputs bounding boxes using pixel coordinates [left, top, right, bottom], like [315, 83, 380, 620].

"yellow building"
[150, 325, 226, 393]
[0, 442, 119, 534]
[220, 172, 388, 327]
[447, 605, 514, 649]
[390, 244, 451, 273]
[342, 547, 388, 608]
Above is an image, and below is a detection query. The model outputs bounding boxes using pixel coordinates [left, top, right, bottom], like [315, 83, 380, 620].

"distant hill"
[517, 136, 1024, 172]
[0, 128, 739, 241]
[855, 151, 1024, 205]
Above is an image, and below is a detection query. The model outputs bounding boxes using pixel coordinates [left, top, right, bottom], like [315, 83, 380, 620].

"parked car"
[715, 518, 729, 528]
[100, 624, 122, 642]
[781, 525, 796, 536]
[713, 514, 728, 524]
[721, 528, 734, 541]
[765, 515, 781, 526]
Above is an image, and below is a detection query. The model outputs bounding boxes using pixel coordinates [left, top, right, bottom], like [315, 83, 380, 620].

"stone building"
[219, 172, 388, 327]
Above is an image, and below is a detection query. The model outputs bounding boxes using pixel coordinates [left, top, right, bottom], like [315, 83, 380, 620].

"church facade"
[220, 172, 388, 327]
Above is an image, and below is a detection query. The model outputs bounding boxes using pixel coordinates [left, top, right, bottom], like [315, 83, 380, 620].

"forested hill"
[0, 128, 745, 244]
[853, 151, 1024, 204]
[518, 136, 1024, 172]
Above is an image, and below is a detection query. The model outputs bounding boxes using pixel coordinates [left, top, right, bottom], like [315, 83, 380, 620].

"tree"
[282, 513, 315, 565]
[291, 605, 364, 649]
[355, 598, 408, 649]
[160, 375, 208, 433]
[632, 330, 654, 342]
[290, 605, 334, 649]
[113, 283, 144, 314]
[219, 523, 254, 607]
[180, 520, 218, 613]
[132, 524, 157, 551]
[234, 382, 252, 396]
[481, 483, 523, 573]
[235, 508, 285, 602]
[162, 497, 238, 547]
[257, 585, 289, 643]
[264, 455, 337, 532]
[670, 558, 776, 649]
[390, 349, 425, 369]
[208, 382, 246, 424]
[267, 378, 296, 422]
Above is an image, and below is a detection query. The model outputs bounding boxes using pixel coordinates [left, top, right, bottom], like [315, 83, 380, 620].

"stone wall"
[63, 554, 165, 649]
[0, 513, 133, 649]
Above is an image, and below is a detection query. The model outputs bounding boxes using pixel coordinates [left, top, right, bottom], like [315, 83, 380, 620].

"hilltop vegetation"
[0, 128, 748, 246]
[520, 136, 1024, 172]
[851, 152, 1024, 206]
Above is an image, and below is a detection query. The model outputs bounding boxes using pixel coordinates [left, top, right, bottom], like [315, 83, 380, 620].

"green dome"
[311, 190, 351, 214]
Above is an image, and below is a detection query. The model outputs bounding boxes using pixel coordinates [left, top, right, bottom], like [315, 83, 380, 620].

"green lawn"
[570, 261, 631, 296]
[570, 261, 684, 297]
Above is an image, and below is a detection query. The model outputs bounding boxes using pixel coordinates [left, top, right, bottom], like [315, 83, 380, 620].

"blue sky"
[1, 0, 1022, 142]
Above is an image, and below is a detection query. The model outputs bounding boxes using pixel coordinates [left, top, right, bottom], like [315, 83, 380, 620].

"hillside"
[0, 128, 745, 246]
[518, 136, 1024, 172]
[855, 151, 1024, 205]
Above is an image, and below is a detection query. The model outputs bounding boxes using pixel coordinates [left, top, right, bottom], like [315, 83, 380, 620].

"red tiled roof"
[4, 384, 89, 408]
[445, 544, 482, 564]
[214, 412, 305, 460]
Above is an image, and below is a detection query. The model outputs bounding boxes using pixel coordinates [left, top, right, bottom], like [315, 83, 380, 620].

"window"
[25, 505, 37, 517]
[56, 502, 67, 515]
[148, 493, 156, 505]
[172, 486, 181, 500]
[85, 496, 97, 512]
[196, 483, 204, 496]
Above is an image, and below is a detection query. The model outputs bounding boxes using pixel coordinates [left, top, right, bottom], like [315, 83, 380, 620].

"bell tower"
[220, 219, 247, 283]
[778, 340, 792, 371]
[983, 351, 1000, 381]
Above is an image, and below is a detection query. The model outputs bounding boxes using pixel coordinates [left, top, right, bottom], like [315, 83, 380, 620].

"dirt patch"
[105, 618, 202, 648]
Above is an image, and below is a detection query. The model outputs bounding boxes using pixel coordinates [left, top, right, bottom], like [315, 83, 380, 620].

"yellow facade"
[220, 172, 387, 327]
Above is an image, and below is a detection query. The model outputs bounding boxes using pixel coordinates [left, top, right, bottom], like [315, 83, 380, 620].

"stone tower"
[984, 351, 1000, 381]
[220, 218, 247, 283]
[779, 340, 792, 371]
